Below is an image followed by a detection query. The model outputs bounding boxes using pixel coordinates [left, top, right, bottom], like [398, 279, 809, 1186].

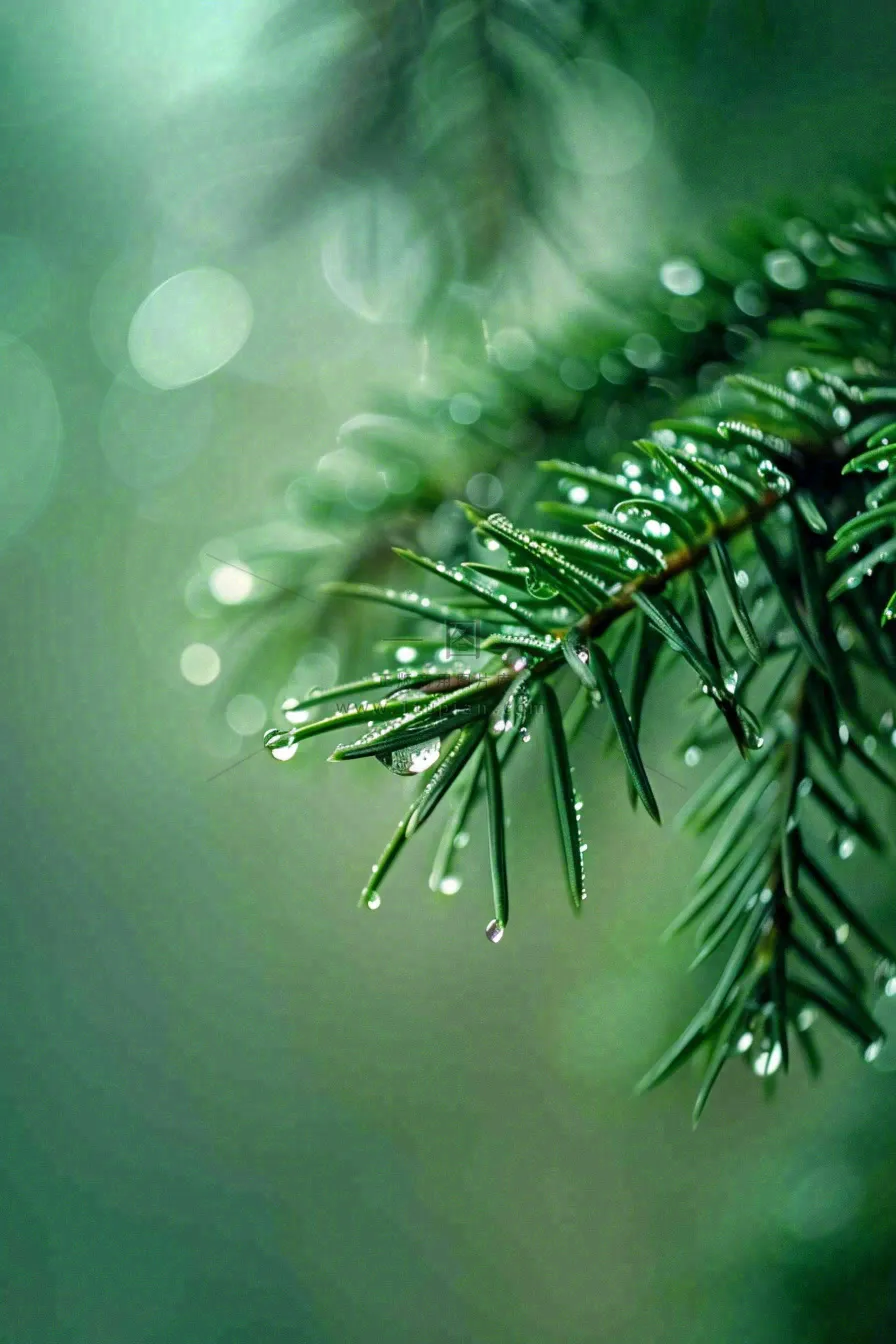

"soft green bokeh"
[2, 2, 896, 1341]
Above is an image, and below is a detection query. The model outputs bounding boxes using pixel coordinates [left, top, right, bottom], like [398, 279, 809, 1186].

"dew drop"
[379, 739, 442, 775]
[736, 1031, 754, 1054]
[271, 743, 298, 762]
[439, 875, 462, 895]
[874, 959, 896, 995]
[753, 1041, 783, 1077]
[836, 831, 856, 861]
[864, 1039, 884, 1063]
[797, 1007, 816, 1031]
[684, 746, 702, 767]
[485, 918, 504, 944]
[367, 892, 381, 910]
[454, 831, 470, 850]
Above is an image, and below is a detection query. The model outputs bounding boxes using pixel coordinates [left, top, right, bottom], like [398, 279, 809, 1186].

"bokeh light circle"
[225, 694, 266, 736]
[559, 61, 654, 177]
[127, 267, 253, 389]
[180, 643, 220, 686]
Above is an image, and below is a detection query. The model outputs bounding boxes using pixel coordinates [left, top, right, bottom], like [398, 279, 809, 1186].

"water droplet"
[874, 959, 896, 995]
[724, 669, 739, 694]
[838, 723, 850, 745]
[454, 831, 470, 850]
[835, 922, 851, 944]
[736, 1031, 754, 1054]
[485, 918, 504, 943]
[735, 569, 750, 589]
[764, 249, 807, 290]
[380, 739, 441, 775]
[753, 1041, 783, 1076]
[797, 1008, 816, 1031]
[797, 776, 813, 798]
[836, 832, 856, 861]
[395, 645, 418, 664]
[271, 743, 299, 762]
[684, 746, 702, 767]
[864, 1039, 884, 1063]
[367, 892, 381, 910]
[660, 257, 704, 296]
[439, 876, 462, 895]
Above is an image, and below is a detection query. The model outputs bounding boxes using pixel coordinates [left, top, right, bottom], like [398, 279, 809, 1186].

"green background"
[3, 2, 896, 1340]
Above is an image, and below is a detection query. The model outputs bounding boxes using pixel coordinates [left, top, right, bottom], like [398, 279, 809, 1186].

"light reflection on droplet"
[660, 257, 703, 297]
[485, 918, 504, 943]
[753, 1042, 783, 1077]
[764, 250, 807, 290]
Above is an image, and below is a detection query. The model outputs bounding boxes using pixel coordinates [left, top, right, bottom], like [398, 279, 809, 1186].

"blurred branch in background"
[257, 0, 640, 311]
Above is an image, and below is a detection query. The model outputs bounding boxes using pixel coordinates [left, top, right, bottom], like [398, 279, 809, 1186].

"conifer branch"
[216, 178, 896, 1119]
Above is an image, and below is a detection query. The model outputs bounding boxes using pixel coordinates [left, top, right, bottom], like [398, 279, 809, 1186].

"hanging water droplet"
[734, 569, 750, 589]
[835, 922, 851, 944]
[439, 875, 462, 895]
[836, 831, 856, 860]
[753, 1041, 783, 1077]
[797, 776, 813, 798]
[797, 1007, 816, 1031]
[724, 668, 739, 694]
[271, 743, 299, 762]
[379, 739, 442, 775]
[367, 892, 381, 910]
[864, 1039, 884, 1063]
[684, 746, 702, 767]
[874, 959, 896, 995]
[454, 831, 470, 850]
[736, 1031, 754, 1054]
[485, 918, 504, 944]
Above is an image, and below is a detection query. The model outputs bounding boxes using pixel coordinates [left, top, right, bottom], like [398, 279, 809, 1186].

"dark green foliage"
[237, 182, 896, 1119]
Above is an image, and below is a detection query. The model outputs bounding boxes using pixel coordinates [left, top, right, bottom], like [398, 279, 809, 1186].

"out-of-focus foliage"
[260, 0, 643, 301]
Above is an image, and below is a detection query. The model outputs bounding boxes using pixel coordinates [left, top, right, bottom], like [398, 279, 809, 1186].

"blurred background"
[3, 1, 896, 1340]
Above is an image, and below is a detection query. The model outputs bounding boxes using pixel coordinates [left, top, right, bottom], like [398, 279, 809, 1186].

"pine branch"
[226, 180, 896, 1119]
